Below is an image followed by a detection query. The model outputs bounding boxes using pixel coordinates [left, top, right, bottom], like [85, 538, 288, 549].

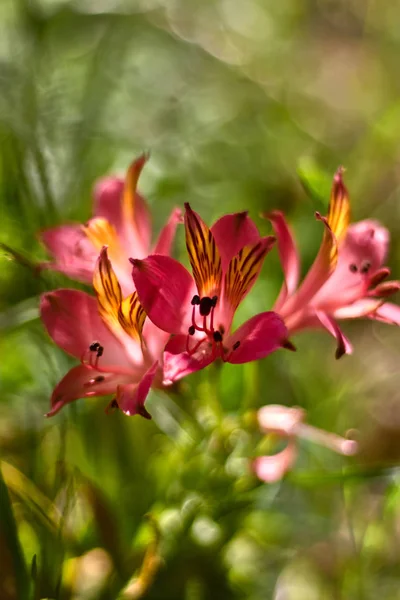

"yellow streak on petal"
[224, 238, 273, 312]
[83, 217, 120, 252]
[118, 292, 146, 343]
[122, 154, 148, 227]
[93, 248, 145, 343]
[325, 166, 351, 267]
[184, 204, 222, 297]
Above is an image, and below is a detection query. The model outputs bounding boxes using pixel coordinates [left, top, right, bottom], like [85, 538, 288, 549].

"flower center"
[81, 341, 105, 369]
[185, 295, 241, 361]
[186, 294, 223, 359]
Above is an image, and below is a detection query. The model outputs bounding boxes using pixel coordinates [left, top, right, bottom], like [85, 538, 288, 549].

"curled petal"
[184, 203, 222, 298]
[253, 440, 298, 483]
[122, 154, 149, 230]
[333, 299, 384, 320]
[40, 289, 130, 368]
[258, 405, 305, 436]
[266, 211, 300, 310]
[211, 212, 261, 272]
[39, 225, 97, 283]
[226, 312, 288, 364]
[372, 302, 400, 325]
[46, 364, 132, 417]
[224, 236, 276, 313]
[131, 255, 194, 335]
[152, 208, 183, 256]
[163, 335, 214, 384]
[315, 310, 353, 359]
[116, 361, 159, 418]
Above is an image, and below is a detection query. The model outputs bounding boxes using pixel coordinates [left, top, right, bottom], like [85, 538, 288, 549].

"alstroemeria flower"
[131, 204, 290, 383]
[41, 247, 168, 417]
[254, 404, 358, 483]
[266, 168, 400, 357]
[40, 155, 182, 294]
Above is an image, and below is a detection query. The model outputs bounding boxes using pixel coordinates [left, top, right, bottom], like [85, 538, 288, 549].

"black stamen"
[96, 346, 104, 358]
[94, 375, 105, 383]
[361, 260, 371, 274]
[213, 331, 223, 342]
[349, 264, 358, 273]
[110, 399, 119, 410]
[199, 296, 213, 316]
[233, 341, 241, 350]
[188, 325, 196, 336]
[219, 325, 225, 335]
[211, 295, 218, 307]
[89, 341, 100, 351]
[191, 295, 200, 305]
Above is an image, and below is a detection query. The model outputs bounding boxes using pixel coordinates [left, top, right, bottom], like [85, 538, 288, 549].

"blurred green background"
[1, 0, 400, 598]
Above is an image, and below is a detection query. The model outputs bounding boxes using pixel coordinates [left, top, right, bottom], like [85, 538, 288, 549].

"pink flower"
[266, 168, 400, 357]
[40, 155, 182, 295]
[130, 204, 291, 383]
[40, 247, 169, 418]
[254, 405, 357, 483]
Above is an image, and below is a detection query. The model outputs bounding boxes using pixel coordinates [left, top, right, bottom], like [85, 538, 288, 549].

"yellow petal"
[93, 246, 123, 333]
[118, 292, 146, 343]
[184, 203, 222, 298]
[93, 248, 146, 343]
[224, 237, 275, 312]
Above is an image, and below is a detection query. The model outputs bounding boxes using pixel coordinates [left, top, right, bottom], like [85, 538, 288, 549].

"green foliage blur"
[1, 1, 400, 598]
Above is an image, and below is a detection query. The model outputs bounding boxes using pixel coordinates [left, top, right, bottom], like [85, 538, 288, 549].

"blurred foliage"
[1, 0, 400, 598]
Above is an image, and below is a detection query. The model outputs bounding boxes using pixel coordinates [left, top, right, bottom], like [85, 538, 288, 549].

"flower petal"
[152, 208, 183, 255]
[184, 203, 222, 297]
[333, 298, 384, 320]
[223, 237, 276, 314]
[211, 212, 261, 272]
[131, 255, 194, 335]
[163, 335, 214, 384]
[93, 176, 124, 229]
[116, 360, 159, 418]
[327, 166, 351, 250]
[40, 289, 131, 368]
[372, 302, 400, 325]
[46, 364, 132, 417]
[266, 211, 300, 310]
[315, 310, 353, 359]
[93, 248, 146, 358]
[39, 225, 97, 283]
[226, 311, 288, 364]
[258, 405, 305, 436]
[253, 440, 298, 483]
[122, 154, 149, 233]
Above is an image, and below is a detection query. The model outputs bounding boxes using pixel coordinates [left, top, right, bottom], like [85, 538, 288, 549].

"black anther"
[89, 341, 100, 351]
[233, 341, 241, 350]
[211, 295, 218, 307]
[361, 260, 371, 274]
[191, 295, 200, 305]
[213, 331, 223, 342]
[349, 264, 358, 273]
[188, 325, 196, 336]
[96, 346, 104, 358]
[94, 375, 105, 383]
[199, 296, 213, 316]
[110, 399, 119, 410]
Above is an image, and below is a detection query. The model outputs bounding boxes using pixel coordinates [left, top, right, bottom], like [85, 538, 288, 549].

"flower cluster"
[39, 155, 400, 481]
